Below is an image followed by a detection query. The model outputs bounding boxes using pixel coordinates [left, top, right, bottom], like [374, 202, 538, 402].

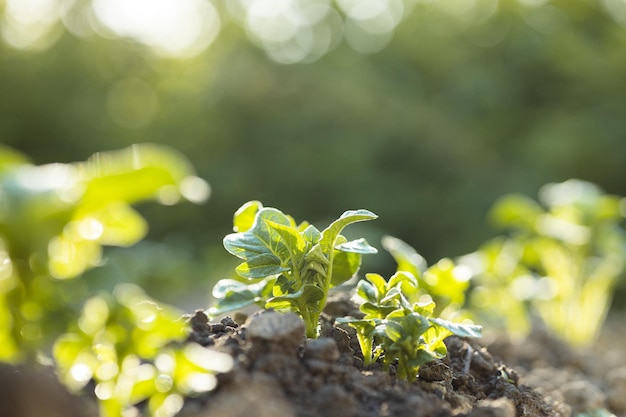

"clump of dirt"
[183, 308, 568, 417]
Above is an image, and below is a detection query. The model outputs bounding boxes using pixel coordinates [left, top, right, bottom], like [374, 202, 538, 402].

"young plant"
[0, 143, 208, 362]
[461, 179, 626, 346]
[382, 235, 471, 319]
[338, 271, 482, 381]
[54, 284, 232, 417]
[210, 201, 378, 338]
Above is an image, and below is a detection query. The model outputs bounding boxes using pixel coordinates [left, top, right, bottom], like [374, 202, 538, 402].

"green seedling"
[54, 284, 232, 417]
[382, 235, 471, 318]
[338, 271, 482, 381]
[0, 143, 208, 362]
[210, 201, 378, 338]
[461, 179, 626, 346]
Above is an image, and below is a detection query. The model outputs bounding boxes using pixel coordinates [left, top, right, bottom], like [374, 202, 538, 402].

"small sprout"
[210, 201, 378, 338]
[339, 271, 482, 381]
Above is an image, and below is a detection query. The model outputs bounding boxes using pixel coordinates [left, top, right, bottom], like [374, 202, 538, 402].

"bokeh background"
[2, 0, 626, 309]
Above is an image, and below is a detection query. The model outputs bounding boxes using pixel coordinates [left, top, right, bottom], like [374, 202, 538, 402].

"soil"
[3, 294, 626, 417]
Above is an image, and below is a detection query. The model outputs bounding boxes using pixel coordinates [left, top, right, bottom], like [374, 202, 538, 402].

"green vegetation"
[0, 144, 231, 416]
[54, 284, 232, 417]
[210, 201, 378, 338]
[338, 271, 481, 382]
[462, 179, 626, 346]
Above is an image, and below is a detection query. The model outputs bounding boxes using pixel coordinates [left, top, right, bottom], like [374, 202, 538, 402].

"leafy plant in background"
[0, 142, 208, 361]
[209, 201, 378, 338]
[337, 271, 481, 382]
[460, 179, 626, 346]
[382, 235, 471, 319]
[54, 284, 232, 417]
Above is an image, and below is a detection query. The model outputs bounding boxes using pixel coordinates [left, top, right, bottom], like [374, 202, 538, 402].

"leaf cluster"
[54, 284, 232, 417]
[338, 271, 481, 382]
[0, 143, 207, 362]
[462, 179, 626, 345]
[210, 201, 378, 338]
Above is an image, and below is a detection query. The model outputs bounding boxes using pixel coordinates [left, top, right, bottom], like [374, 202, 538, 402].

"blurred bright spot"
[92, 0, 221, 58]
[79, 296, 109, 335]
[184, 373, 217, 392]
[70, 363, 93, 383]
[602, 0, 626, 26]
[0, 250, 15, 291]
[184, 343, 234, 373]
[158, 185, 182, 206]
[155, 373, 174, 392]
[233, 0, 343, 63]
[1, 0, 62, 50]
[340, 0, 404, 53]
[76, 218, 105, 241]
[155, 352, 176, 373]
[95, 381, 115, 400]
[96, 361, 119, 380]
[106, 78, 159, 129]
[156, 394, 184, 417]
[180, 176, 211, 204]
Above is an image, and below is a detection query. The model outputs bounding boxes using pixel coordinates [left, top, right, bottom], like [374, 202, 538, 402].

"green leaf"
[0, 145, 30, 174]
[235, 253, 289, 279]
[336, 238, 378, 254]
[264, 219, 307, 255]
[364, 273, 387, 300]
[302, 224, 321, 244]
[330, 250, 361, 287]
[356, 279, 378, 303]
[381, 235, 427, 277]
[489, 194, 543, 231]
[208, 277, 275, 316]
[266, 284, 324, 311]
[223, 208, 292, 261]
[429, 317, 482, 338]
[233, 200, 262, 232]
[319, 209, 377, 253]
[76, 143, 200, 209]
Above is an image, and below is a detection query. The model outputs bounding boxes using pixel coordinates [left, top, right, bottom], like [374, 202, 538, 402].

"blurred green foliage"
[461, 179, 626, 345]
[54, 284, 232, 417]
[0, 143, 207, 361]
[3, 0, 626, 308]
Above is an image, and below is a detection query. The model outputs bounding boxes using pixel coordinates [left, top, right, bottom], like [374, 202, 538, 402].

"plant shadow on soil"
[3, 293, 626, 417]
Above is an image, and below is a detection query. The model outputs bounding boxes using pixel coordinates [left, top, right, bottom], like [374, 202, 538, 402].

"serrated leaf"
[233, 200, 262, 232]
[235, 253, 289, 279]
[429, 317, 482, 338]
[336, 238, 378, 254]
[319, 209, 377, 253]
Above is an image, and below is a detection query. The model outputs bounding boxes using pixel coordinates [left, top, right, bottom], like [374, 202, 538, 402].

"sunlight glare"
[2, 0, 62, 50]
[92, 0, 221, 58]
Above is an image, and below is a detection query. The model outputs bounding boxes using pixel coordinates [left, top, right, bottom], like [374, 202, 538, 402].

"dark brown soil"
[180, 297, 583, 417]
[3, 296, 626, 417]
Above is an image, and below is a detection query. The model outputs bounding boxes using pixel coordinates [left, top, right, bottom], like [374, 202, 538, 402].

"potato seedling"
[210, 201, 378, 338]
[338, 271, 482, 382]
[461, 179, 626, 346]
